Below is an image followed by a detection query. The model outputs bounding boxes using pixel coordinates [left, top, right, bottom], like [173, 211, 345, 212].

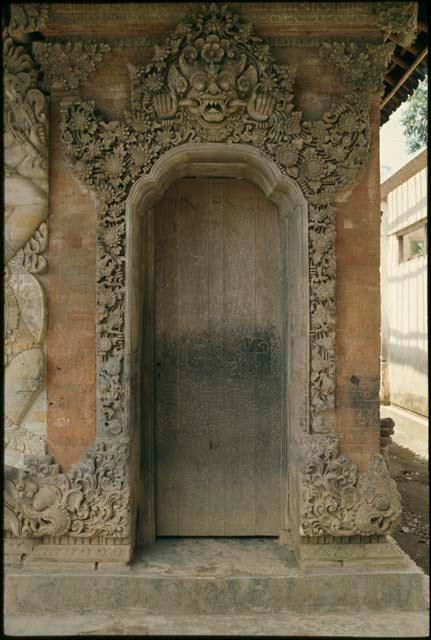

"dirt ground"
[388, 442, 429, 574]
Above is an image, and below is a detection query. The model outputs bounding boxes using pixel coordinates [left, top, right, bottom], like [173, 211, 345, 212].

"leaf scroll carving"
[300, 436, 402, 537]
[4, 440, 131, 539]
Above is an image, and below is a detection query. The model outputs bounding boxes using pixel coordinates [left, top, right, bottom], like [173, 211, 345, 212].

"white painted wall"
[380, 150, 428, 417]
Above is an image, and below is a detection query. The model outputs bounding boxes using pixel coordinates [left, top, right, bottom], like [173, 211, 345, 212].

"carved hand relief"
[3, 30, 49, 465]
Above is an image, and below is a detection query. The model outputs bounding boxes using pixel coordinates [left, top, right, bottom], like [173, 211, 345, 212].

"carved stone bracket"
[4, 440, 131, 539]
[300, 435, 402, 537]
[33, 41, 111, 92]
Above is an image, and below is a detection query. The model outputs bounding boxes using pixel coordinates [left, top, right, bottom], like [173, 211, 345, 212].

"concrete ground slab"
[4, 609, 430, 637]
[381, 404, 429, 459]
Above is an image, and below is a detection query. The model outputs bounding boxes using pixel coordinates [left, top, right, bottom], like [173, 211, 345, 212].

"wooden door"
[154, 177, 282, 536]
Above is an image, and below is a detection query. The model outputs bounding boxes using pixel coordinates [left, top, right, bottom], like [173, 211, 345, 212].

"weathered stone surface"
[4, 28, 49, 466]
[4, 539, 427, 615]
[4, 610, 430, 637]
[4, 440, 131, 540]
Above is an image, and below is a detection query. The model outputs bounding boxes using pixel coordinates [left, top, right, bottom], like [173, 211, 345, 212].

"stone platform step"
[5, 538, 428, 616]
[5, 610, 430, 637]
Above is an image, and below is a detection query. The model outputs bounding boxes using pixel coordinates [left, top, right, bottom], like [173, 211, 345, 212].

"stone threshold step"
[6, 538, 428, 615]
[5, 609, 430, 637]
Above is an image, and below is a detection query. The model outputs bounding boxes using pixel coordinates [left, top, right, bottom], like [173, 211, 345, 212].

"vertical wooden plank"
[176, 179, 210, 535]
[207, 179, 227, 535]
[154, 177, 282, 536]
[222, 179, 257, 535]
[155, 182, 179, 535]
[254, 186, 281, 535]
[141, 206, 156, 544]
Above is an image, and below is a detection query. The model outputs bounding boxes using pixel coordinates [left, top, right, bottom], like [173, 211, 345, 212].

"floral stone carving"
[8, 3, 49, 39]
[300, 436, 402, 537]
[4, 28, 49, 465]
[33, 41, 111, 92]
[374, 1, 418, 48]
[44, 2, 399, 541]
[4, 440, 131, 539]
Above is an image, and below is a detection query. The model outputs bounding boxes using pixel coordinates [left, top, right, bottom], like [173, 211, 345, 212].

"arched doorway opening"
[125, 143, 308, 546]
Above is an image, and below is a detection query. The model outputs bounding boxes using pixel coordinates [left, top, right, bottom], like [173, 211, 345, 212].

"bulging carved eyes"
[219, 77, 231, 92]
[193, 76, 207, 92]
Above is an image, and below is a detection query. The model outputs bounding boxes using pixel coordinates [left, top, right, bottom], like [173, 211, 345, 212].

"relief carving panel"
[4, 29, 49, 466]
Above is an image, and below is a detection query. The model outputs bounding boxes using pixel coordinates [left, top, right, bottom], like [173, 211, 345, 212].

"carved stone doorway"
[126, 144, 308, 547]
[154, 177, 282, 536]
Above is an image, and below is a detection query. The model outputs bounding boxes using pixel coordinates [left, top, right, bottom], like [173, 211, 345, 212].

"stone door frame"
[125, 143, 309, 545]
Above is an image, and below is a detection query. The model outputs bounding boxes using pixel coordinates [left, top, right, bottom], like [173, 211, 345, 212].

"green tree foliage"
[400, 76, 428, 152]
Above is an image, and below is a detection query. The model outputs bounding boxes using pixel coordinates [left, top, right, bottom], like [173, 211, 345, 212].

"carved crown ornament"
[3, 3, 402, 544]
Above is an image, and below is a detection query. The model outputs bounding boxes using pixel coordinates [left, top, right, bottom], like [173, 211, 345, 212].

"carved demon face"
[155, 35, 264, 127]
[175, 44, 259, 126]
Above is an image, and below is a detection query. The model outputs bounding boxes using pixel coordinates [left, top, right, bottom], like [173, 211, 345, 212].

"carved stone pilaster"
[33, 41, 111, 92]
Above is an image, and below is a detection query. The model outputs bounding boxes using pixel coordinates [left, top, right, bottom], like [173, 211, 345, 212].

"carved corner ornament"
[8, 3, 49, 39]
[300, 436, 402, 538]
[319, 41, 395, 96]
[4, 440, 131, 539]
[33, 41, 111, 92]
[374, 1, 418, 48]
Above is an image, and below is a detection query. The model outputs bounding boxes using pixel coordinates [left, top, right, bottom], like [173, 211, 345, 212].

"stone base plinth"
[296, 535, 412, 569]
[4, 536, 131, 570]
[5, 538, 427, 615]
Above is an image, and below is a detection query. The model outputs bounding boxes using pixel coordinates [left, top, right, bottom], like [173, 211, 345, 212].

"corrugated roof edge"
[380, 146, 427, 199]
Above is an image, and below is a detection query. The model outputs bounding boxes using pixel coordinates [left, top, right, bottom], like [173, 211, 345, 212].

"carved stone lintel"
[33, 41, 111, 92]
[4, 440, 131, 539]
[300, 435, 402, 537]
